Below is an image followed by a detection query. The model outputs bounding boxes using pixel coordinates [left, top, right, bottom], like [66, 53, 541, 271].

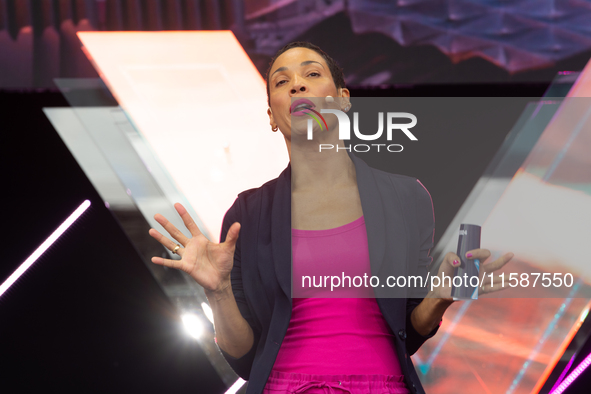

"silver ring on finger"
[172, 244, 181, 255]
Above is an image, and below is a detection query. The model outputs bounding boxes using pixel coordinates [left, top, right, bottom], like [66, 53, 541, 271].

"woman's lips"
[290, 98, 315, 116]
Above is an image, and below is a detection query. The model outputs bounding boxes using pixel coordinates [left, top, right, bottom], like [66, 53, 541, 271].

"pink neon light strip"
[550, 353, 577, 393]
[0, 200, 91, 298]
[550, 351, 591, 394]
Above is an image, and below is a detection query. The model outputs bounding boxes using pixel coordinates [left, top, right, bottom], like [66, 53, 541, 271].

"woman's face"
[267, 47, 349, 142]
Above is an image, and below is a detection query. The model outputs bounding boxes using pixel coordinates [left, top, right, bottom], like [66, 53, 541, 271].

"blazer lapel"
[350, 153, 408, 287]
[350, 153, 387, 276]
[271, 164, 292, 299]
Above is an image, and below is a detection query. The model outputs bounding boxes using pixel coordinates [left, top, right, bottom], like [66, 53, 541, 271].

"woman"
[149, 42, 513, 394]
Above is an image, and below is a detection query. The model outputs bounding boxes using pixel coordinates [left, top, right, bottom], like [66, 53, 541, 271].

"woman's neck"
[290, 146, 357, 192]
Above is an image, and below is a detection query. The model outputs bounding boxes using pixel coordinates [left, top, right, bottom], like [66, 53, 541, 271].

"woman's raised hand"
[148, 203, 241, 293]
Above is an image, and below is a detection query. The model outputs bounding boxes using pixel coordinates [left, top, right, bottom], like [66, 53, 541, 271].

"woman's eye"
[275, 80, 286, 87]
[308, 72, 320, 77]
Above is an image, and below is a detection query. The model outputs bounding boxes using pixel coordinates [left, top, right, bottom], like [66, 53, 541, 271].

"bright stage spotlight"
[181, 313, 204, 340]
[0, 200, 91, 299]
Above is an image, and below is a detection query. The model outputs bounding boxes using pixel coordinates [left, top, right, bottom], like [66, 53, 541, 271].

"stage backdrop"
[2, 0, 591, 88]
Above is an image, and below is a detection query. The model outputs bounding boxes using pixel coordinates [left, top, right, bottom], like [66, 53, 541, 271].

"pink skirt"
[263, 370, 411, 394]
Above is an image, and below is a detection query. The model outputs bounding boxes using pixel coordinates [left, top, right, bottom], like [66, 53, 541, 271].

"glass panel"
[47, 78, 237, 387]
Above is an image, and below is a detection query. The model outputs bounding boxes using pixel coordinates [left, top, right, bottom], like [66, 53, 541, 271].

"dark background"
[1, 91, 226, 393]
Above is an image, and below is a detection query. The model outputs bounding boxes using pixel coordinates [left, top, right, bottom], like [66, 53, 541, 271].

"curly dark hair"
[265, 41, 346, 106]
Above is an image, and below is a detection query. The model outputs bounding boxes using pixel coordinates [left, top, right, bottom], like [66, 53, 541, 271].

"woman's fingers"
[484, 252, 514, 272]
[479, 272, 508, 295]
[443, 252, 461, 269]
[464, 248, 492, 263]
[222, 222, 241, 249]
[148, 228, 185, 258]
[435, 252, 460, 287]
[150, 203, 206, 258]
[465, 249, 513, 272]
[428, 252, 459, 299]
[436, 249, 515, 297]
[151, 255, 185, 270]
[154, 212, 190, 246]
[174, 203, 204, 239]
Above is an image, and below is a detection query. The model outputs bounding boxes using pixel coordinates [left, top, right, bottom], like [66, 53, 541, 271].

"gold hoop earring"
[272, 125, 278, 132]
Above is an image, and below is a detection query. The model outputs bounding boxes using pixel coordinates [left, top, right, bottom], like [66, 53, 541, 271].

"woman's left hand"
[430, 249, 515, 302]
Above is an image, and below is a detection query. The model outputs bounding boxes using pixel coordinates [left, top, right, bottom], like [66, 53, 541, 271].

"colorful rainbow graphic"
[302, 108, 328, 131]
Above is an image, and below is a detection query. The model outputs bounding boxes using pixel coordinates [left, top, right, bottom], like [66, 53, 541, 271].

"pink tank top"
[271, 216, 404, 376]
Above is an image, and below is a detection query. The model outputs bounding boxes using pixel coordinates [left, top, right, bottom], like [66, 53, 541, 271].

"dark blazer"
[218, 152, 439, 394]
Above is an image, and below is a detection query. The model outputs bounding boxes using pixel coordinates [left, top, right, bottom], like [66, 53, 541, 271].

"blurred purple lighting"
[550, 351, 591, 394]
